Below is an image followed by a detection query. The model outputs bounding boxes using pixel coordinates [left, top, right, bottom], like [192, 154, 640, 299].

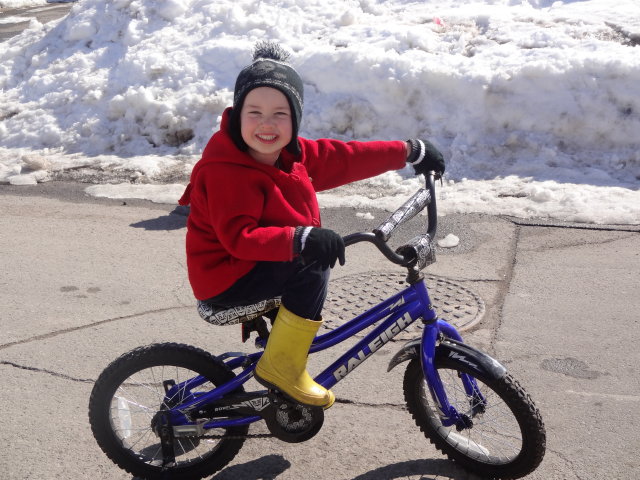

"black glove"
[295, 227, 345, 270]
[406, 139, 445, 176]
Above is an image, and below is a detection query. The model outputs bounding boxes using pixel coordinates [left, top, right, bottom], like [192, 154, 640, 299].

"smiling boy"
[179, 42, 445, 408]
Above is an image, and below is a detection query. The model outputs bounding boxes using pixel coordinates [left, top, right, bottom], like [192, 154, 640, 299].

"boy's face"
[240, 87, 293, 166]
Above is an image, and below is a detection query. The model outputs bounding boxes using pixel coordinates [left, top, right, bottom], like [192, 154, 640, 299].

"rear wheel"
[403, 357, 545, 479]
[89, 343, 248, 480]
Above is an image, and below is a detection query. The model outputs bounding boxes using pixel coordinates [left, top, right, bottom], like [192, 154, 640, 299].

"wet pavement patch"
[540, 357, 601, 379]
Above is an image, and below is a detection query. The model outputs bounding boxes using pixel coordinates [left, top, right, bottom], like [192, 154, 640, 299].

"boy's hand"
[406, 139, 445, 176]
[297, 227, 345, 270]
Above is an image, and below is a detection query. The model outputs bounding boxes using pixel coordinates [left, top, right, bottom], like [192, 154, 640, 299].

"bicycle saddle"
[197, 297, 281, 326]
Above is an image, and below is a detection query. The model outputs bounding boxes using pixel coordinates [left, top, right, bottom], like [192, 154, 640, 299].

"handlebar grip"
[373, 188, 431, 242]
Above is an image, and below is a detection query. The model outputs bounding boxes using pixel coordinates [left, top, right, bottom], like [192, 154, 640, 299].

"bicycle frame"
[166, 276, 480, 431]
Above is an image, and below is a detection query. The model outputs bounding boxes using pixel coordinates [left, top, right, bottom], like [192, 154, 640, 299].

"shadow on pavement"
[350, 458, 475, 479]
[131, 454, 290, 480]
[130, 207, 187, 231]
[180, 456, 473, 480]
[209, 454, 291, 479]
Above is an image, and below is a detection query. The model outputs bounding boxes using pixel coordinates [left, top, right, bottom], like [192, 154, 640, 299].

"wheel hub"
[455, 413, 474, 431]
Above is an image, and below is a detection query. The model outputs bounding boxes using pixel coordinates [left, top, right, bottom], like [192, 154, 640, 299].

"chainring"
[262, 396, 324, 443]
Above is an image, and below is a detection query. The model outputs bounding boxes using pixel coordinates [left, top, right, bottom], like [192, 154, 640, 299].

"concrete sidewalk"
[1, 183, 639, 480]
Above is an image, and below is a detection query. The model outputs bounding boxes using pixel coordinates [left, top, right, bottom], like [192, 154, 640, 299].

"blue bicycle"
[89, 173, 546, 479]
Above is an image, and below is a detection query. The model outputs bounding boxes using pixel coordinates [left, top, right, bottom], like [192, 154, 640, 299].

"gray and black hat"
[230, 42, 304, 155]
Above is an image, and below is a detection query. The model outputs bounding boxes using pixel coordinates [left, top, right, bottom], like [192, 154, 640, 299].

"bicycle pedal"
[173, 419, 207, 438]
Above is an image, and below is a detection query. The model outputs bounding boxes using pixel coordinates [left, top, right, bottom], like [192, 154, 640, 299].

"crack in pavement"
[506, 218, 639, 233]
[525, 231, 638, 253]
[0, 360, 93, 383]
[335, 398, 407, 410]
[488, 223, 521, 357]
[0, 305, 192, 351]
[0, 360, 410, 412]
[548, 447, 585, 480]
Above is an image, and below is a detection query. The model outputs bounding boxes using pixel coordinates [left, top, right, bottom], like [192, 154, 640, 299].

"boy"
[179, 42, 445, 409]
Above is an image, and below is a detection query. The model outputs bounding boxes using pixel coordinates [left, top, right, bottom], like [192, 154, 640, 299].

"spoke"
[487, 435, 520, 458]
[463, 428, 492, 460]
[127, 428, 155, 452]
[112, 396, 156, 414]
[175, 366, 187, 405]
[149, 445, 163, 465]
[150, 367, 167, 405]
[113, 426, 152, 433]
[188, 437, 207, 460]
[175, 437, 187, 458]
[115, 384, 158, 420]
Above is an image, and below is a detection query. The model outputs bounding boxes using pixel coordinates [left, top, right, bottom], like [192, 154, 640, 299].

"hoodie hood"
[179, 107, 297, 206]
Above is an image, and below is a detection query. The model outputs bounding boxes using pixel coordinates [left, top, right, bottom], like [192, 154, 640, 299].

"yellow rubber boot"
[255, 305, 335, 408]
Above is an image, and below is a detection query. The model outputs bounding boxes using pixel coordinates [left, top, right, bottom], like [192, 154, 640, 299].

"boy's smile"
[256, 133, 277, 143]
[240, 87, 293, 166]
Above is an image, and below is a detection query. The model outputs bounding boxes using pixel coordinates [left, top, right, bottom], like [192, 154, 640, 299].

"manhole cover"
[323, 272, 485, 339]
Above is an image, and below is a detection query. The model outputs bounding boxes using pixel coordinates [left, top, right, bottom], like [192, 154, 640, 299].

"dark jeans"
[204, 258, 330, 320]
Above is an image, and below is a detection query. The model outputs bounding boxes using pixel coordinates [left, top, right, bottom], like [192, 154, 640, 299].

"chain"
[192, 432, 274, 440]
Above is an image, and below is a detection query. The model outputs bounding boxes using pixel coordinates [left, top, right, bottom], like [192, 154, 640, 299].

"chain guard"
[188, 390, 324, 443]
[262, 395, 324, 443]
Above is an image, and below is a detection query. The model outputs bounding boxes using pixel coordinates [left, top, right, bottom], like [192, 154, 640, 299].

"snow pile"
[1, 0, 639, 224]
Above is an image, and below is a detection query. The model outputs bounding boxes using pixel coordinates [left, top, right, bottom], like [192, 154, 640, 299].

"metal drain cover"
[323, 272, 485, 339]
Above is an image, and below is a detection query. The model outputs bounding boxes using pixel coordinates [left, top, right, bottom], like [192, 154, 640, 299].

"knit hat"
[229, 41, 304, 155]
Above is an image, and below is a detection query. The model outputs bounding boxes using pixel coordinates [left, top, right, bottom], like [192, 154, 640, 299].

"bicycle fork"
[415, 280, 488, 430]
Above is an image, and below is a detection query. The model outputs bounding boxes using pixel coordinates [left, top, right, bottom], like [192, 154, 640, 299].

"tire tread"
[403, 356, 546, 479]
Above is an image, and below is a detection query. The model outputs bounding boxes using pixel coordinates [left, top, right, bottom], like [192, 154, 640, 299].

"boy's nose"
[260, 115, 276, 127]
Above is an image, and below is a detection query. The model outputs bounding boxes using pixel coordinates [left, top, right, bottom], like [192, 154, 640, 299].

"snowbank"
[1, 0, 639, 224]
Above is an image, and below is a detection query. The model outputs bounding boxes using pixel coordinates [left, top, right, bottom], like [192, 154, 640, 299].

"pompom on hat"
[230, 42, 304, 155]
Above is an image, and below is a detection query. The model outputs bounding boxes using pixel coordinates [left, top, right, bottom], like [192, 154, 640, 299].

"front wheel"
[403, 357, 545, 479]
[89, 343, 248, 480]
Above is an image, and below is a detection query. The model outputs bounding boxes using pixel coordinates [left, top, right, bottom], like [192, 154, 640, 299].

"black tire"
[403, 357, 546, 479]
[89, 343, 248, 480]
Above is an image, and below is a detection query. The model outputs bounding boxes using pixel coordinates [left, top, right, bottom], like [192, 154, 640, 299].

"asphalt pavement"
[1, 181, 639, 480]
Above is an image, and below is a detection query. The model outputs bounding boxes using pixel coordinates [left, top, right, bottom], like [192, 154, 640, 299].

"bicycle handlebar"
[373, 188, 431, 241]
[343, 172, 438, 268]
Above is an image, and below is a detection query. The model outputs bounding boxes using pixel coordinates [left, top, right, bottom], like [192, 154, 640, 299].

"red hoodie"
[179, 108, 406, 300]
